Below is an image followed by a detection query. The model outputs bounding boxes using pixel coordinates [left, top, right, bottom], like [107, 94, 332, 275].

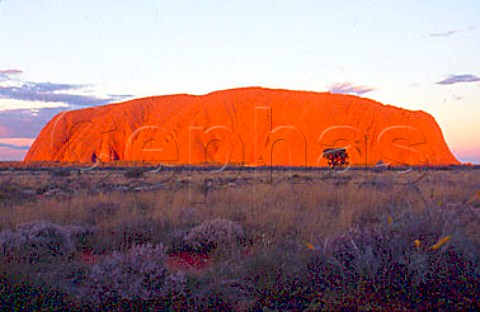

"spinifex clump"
[182, 218, 245, 254]
[81, 243, 186, 302]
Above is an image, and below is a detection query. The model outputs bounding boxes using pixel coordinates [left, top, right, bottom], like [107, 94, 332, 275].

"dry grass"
[0, 167, 479, 310]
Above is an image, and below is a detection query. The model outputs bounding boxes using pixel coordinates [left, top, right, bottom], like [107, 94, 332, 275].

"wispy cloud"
[437, 74, 480, 85]
[0, 99, 70, 112]
[0, 137, 35, 146]
[428, 26, 475, 38]
[0, 68, 133, 108]
[0, 107, 68, 138]
[0, 142, 30, 150]
[22, 81, 87, 92]
[0, 69, 23, 81]
[0, 147, 28, 161]
[328, 82, 375, 96]
[0, 138, 34, 152]
[0, 69, 22, 75]
[0, 67, 134, 160]
[0, 126, 8, 136]
[0, 69, 133, 161]
[108, 94, 134, 100]
[0, 83, 128, 106]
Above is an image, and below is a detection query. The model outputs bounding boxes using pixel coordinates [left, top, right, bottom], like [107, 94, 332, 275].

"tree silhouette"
[322, 148, 349, 167]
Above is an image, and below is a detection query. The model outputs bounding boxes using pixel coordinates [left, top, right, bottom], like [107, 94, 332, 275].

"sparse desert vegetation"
[0, 165, 479, 310]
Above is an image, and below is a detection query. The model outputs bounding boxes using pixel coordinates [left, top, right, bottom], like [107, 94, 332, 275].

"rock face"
[25, 87, 459, 166]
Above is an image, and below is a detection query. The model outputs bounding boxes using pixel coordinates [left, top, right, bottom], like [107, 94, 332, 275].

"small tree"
[322, 148, 349, 168]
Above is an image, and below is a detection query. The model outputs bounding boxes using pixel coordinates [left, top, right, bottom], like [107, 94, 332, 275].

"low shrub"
[0, 230, 16, 255]
[102, 217, 163, 252]
[124, 169, 144, 179]
[2, 220, 75, 263]
[302, 209, 480, 310]
[82, 243, 174, 302]
[64, 224, 96, 251]
[0, 221, 94, 263]
[183, 218, 245, 253]
[51, 169, 71, 177]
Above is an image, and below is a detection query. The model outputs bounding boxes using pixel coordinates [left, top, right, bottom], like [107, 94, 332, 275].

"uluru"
[24, 87, 459, 166]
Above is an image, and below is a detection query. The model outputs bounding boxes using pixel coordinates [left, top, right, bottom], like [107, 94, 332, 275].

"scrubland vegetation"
[0, 166, 479, 310]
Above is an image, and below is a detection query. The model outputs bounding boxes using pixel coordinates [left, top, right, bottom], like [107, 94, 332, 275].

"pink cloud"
[328, 82, 375, 96]
[0, 126, 8, 137]
[0, 69, 23, 75]
[0, 138, 35, 147]
[0, 69, 23, 81]
[0, 137, 34, 161]
[0, 147, 28, 161]
[452, 147, 480, 164]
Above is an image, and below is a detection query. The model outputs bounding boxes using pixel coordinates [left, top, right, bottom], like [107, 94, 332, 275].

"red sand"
[25, 87, 459, 166]
[166, 252, 212, 273]
[79, 250, 98, 266]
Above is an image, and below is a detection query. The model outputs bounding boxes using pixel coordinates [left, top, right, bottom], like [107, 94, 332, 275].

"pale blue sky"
[0, 1, 479, 162]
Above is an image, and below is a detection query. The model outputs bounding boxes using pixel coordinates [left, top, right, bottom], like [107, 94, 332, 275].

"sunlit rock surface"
[25, 87, 459, 166]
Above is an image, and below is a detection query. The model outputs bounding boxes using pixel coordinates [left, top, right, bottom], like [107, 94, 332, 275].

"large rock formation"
[24, 87, 459, 166]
